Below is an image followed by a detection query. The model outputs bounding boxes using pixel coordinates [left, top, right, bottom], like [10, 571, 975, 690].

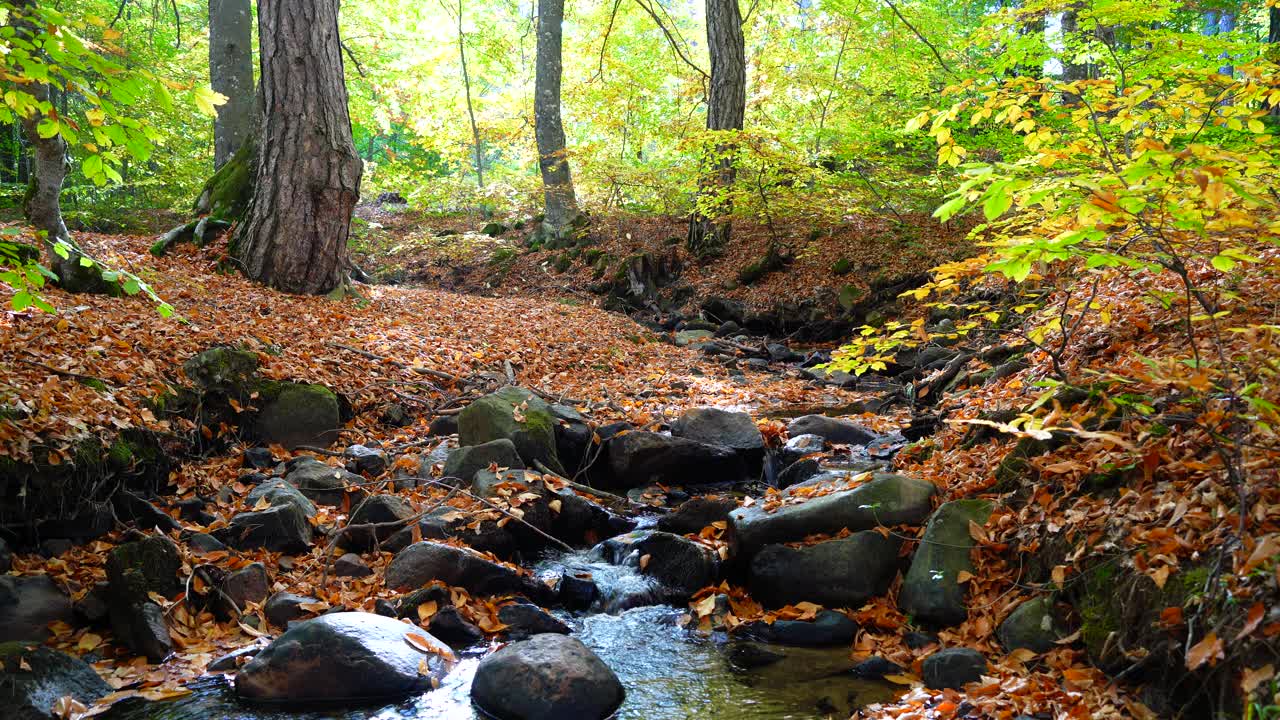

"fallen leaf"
[1185, 632, 1223, 671]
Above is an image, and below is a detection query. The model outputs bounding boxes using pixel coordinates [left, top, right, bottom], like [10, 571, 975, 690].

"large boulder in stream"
[471, 634, 624, 720]
[899, 499, 992, 628]
[235, 612, 454, 703]
[385, 541, 545, 600]
[748, 531, 901, 608]
[595, 530, 719, 600]
[786, 415, 879, 445]
[458, 387, 566, 475]
[729, 473, 936, 559]
[603, 431, 745, 489]
[0, 576, 74, 642]
[671, 407, 765, 470]
[0, 642, 112, 720]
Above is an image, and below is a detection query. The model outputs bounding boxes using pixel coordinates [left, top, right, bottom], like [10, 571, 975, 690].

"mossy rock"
[899, 499, 993, 628]
[458, 387, 565, 475]
[182, 346, 260, 395]
[255, 383, 341, 450]
[554, 254, 572, 273]
[831, 258, 853, 275]
[481, 222, 509, 237]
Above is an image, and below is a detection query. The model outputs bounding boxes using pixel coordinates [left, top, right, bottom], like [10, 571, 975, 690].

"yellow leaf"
[416, 601, 438, 623]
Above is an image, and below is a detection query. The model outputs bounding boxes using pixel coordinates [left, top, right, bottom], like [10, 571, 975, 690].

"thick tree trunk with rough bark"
[209, 0, 255, 169]
[535, 0, 579, 231]
[232, 0, 362, 295]
[688, 0, 746, 260]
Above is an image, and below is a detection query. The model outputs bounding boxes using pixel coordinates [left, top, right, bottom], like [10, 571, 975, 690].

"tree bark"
[232, 0, 362, 295]
[209, 0, 255, 169]
[534, 0, 580, 230]
[455, 0, 484, 189]
[10, 0, 111, 293]
[687, 0, 746, 260]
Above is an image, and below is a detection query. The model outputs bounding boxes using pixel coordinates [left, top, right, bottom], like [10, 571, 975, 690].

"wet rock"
[499, 601, 571, 639]
[38, 539, 73, 558]
[334, 553, 373, 578]
[73, 583, 110, 625]
[443, 439, 525, 486]
[344, 444, 387, 476]
[380, 403, 413, 428]
[748, 531, 901, 608]
[105, 535, 181, 662]
[0, 575, 74, 642]
[671, 407, 765, 469]
[549, 489, 636, 546]
[207, 642, 266, 672]
[785, 415, 878, 445]
[656, 496, 738, 536]
[922, 647, 987, 690]
[428, 415, 459, 437]
[0, 642, 112, 720]
[904, 631, 940, 650]
[553, 573, 598, 610]
[385, 541, 542, 599]
[596, 530, 718, 600]
[222, 503, 313, 554]
[235, 612, 453, 702]
[255, 383, 342, 450]
[732, 610, 858, 647]
[899, 499, 992, 628]
[242, 447, 276, 469]
[777, 458, 821, 489]
[780, 433, 826, 467]
[850, 656, 903, 680]
[0, 538, 10, 573]
[264, 592, 318, 629]
[997, 596, 1063, 653]
[218, 563, 270, 617]
[458, 387, 566, 475]
[724, 642, 785, 669]
[283, 457, 364, 506]
[729, 473, 936, 558]
[113, 492, 181, 533]
[604, 432, 745, 489]
[340, 494, 415, 551]
[189, 532, 227, 553]
[471, 634, 623, 720]
[428, 605, 484, 647]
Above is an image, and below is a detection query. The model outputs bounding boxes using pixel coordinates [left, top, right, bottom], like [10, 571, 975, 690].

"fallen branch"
[325, 342, 467, 385]
[424, 477, 574, 552]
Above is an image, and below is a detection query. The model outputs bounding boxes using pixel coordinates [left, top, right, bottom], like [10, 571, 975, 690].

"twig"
[879, 0, 956, 77]
[17, 354, 113, 387]
[424, 477, 573, 552]
[325, 342, 467, 385]
[321, 486, 461, 586]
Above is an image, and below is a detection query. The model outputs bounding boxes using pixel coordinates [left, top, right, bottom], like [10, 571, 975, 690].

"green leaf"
[933, 195, 967, 222]
[11, 291, 32, 311]
[122, 277, 140, 295]
[1210, 255, 1236, 272]
[983, 182, 1013, 221]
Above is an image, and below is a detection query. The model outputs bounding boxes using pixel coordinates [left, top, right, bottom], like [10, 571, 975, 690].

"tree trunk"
[534, 0, 580, 231]
[687, 0, 746, 260]
[232, 0, 362, 295]
[10, 0, 111, 293]
[456, 0, 484, 189]
[209, 0, 255, 169]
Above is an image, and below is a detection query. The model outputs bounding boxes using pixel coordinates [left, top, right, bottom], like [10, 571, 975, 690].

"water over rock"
[0, 575, 74, 643]
[0, 642, 112, 720]
[235, 612, 453, 703]
[595, 530, 719, 600]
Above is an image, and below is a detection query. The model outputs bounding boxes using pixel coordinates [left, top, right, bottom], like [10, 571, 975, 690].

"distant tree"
[232, 0, 362, 294]
[534, 0, 580, 233]
[208, 0, 255, 169]
[687, 0, 745, 260]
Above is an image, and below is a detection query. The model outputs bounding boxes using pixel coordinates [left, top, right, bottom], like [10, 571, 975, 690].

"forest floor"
[1, 214, 1276, 720]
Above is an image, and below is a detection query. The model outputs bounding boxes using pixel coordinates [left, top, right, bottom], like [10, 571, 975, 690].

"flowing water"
[103, 556, 900, 720]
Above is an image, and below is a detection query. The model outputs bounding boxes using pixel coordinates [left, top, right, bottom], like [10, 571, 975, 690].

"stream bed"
[101, 605, 899, 720]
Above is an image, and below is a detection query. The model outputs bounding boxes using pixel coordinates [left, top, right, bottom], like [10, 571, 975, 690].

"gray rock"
[595, 530, 718, 600]
[255, 383, 342, 450]
[207, 642, 266, 672]
[223, 503, 313, 554]
[243, 447, 276, 469]
[428, 605, 484, 647]
[218, 563, 270, 616]
[780, 433, 826, 466]
[729, 473, 936, 558]
[344, 444, 387, 476]
[471, 468, 539, 499]
[385, 541, 540, 598]
[0, 642, 112, 720]
[777, 458, 822, 489]
[604, 432, 746, 489]
[284, 457, 364, 507]
[671, 408, 764, 468]
[498, 601, 570, 639]
[922, 647, 987, 690]
[899, 499, 992, 627]
[458, 387, 565, 475]
[183, 346, 259, 392]
[334, 553, 373, 578]
[0, 575, 74, 642]
[106, 535, 182, 661]
[246, 479, 317, 517]
[471, 634, 623, 720]
[0, 538, 10, 573]
[732, 610, 857, 647]
[997, 596, 1063, 653]
[443, 439, 524, 486]
[657, 497, 738, 535]
[264, 592, 318, 629]
[189, 532, 227, 553]
[748, 531, 901, 608]
[235, 613, 453, 702]
[340, 494, 415, 551]
[786, 415, 878, 445]
[850, 656, 904, 680]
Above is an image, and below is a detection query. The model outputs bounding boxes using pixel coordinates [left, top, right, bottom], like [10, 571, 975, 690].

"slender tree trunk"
[687, 0, 746, 260]
[456, 0, 484, 189]
[232, 0, 362, 295]
[534, 0, 580, 231]
[209, 0, 255, 169]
